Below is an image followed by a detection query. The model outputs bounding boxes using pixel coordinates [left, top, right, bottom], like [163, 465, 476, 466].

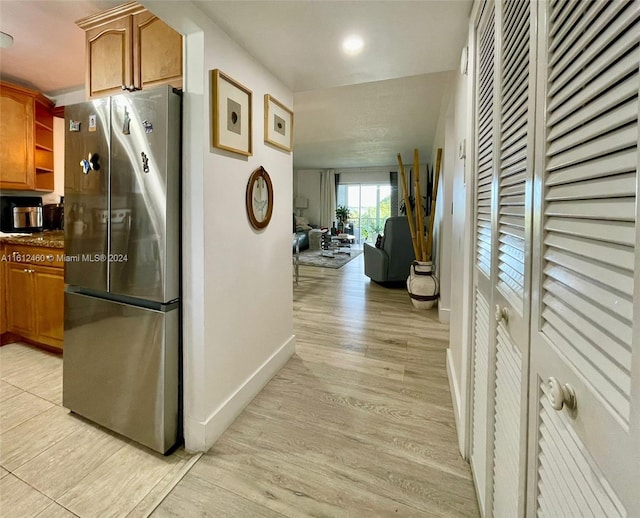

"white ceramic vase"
[407, 260, 439, 309]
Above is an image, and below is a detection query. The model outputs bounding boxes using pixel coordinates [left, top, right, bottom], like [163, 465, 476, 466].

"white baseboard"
[184, 334, 295, 452]
[438, 306, 451, 323]
[446, 347, 466, 457]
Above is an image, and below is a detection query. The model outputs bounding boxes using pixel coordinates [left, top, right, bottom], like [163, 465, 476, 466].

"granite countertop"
[0, 230, 65, 249]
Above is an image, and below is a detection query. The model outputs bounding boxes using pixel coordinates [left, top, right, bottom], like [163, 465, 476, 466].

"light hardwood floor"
[154, 255, 479, 517]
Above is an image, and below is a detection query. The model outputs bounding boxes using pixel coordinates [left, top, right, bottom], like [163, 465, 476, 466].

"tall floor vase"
[407, 260, 439, 309]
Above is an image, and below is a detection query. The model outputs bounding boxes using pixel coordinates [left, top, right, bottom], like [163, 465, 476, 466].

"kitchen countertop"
[0, 230, 64, 249]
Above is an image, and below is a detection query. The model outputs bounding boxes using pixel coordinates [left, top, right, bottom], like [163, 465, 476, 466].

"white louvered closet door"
[527, 1, 640, 516]
[470, 2, 497, 515]
[491, 0, 535, 516]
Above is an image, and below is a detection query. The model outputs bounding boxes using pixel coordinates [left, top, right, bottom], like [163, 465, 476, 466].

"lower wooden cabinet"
[4, 245, 64, 351]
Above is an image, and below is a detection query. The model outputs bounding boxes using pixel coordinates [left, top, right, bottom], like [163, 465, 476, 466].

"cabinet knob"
[548, 377, 577, 411]
[495, 304, 509, 324]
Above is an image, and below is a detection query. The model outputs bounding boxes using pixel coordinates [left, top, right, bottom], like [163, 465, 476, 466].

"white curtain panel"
[319, 169, 336, 228]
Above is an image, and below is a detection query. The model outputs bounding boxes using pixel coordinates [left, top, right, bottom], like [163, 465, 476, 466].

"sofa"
[363, 216, 416, 283]
[293, 213, 310, 252]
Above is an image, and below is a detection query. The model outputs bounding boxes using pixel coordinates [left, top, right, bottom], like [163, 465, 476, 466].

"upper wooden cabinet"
[77, 2, 183, 99]
[0, 82, 54, 191]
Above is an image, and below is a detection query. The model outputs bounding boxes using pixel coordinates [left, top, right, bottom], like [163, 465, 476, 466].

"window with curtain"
[337, 183, 391, 243]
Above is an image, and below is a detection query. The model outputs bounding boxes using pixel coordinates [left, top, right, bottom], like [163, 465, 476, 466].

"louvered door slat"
[501, 183, 525, 196]
[504, 0, 528, 44]
[539, 427, 599, 517]
[547, 101, 637, 157]
[502, 53, 527, 101]
[540, 389, 621, 517]
[538, 467, 574, 517]
[549, 1, 617, 70]
[548, 52, 638, 125]
[492, 324, 522, 517]
[500, 166, 525, 184]
[547, 173, 636, 201]
[500, 232, 525, 249]
[499, 263, 524, 290]
[547, 148, 636, 186]
[544, 233, 635, 272]
[537, 384, 626, 517]
[560, 84, 638, 139]
[545, 248, 633, 297]
[548, 0, 595, 47]
[496, 0, 530, 311]
[475, 3, 495, 280]
[549, 77, 638, 141]
[501, 195, 524, 206]
[547, 125, 637, 172]
[501, 121, 526, 152]
[545, 217, 635, 247]
[501, 97, 527, 135]
[548, 2, 637, 89]
[543, 276, 633, 350]
[546, 197, 636, 221]
[501, 139, 526, 166]
[501, 182, 525, 196]
[501, 77, 527, 120]
[548, 0, 575, 29]
[548, 11, 639, 103]
[472, 289, 491, 510]
[499, 249, 524, 276]
[544, 265, 633, 322]
[541, 313, 630, 420]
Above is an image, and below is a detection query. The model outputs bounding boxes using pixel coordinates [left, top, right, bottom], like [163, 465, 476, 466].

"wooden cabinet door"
[0, 87, 34, 190]
[133, 12, 182, 91]
[6, 263, 36, 338]
[33, 265, 64, 348]
[86, 16, 133, 98]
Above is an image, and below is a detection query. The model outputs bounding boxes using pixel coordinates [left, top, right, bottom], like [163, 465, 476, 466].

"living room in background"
[337, 183, 391, 244]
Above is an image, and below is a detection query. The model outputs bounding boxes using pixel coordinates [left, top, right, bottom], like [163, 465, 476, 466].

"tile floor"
[0, 343, 198, 518]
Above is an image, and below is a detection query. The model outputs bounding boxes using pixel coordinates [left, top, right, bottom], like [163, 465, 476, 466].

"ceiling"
[0, 0, 471, 168]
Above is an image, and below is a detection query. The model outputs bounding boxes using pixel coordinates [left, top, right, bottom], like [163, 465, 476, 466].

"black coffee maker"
[43, 202, 64, 230]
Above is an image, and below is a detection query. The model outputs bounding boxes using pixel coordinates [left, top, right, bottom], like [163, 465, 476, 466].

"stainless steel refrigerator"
[63, 86, 181, 454]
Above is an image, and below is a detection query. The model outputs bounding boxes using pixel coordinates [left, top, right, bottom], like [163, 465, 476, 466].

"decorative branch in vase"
[397, 148, 442, 309]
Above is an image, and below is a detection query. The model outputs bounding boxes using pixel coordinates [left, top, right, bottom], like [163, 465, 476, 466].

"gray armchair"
[363, 216, 416, 283]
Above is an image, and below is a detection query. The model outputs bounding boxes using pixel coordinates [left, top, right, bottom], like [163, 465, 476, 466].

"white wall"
[431, 71, 456, 324]
[145, 1, 294, 452]
[446, 47, 471, 456]
[294, 169, 322, 224]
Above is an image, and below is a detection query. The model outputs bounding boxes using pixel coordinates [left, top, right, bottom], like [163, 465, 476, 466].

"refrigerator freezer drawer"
[63, 291, 179, 454]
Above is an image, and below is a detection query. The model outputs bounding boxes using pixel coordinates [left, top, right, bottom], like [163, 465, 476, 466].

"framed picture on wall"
[211, 69, 252, 156]
[264, 94, 293, 152]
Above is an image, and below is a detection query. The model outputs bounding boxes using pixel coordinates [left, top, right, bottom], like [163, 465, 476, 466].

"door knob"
[495, 304, 509, 323]
[548, 377, 577, 411]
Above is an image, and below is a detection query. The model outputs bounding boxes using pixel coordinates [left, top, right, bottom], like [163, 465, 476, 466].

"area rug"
[297, 249, 363, 269]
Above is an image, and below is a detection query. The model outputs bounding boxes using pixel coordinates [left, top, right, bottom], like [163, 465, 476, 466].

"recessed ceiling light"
[342, 35, 364, 56]
[0, 31, 14, 49]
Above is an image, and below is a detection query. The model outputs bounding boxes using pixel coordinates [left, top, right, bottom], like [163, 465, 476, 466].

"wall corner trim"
[446, 347, 466, 459]
[184, 335, 295, 452]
